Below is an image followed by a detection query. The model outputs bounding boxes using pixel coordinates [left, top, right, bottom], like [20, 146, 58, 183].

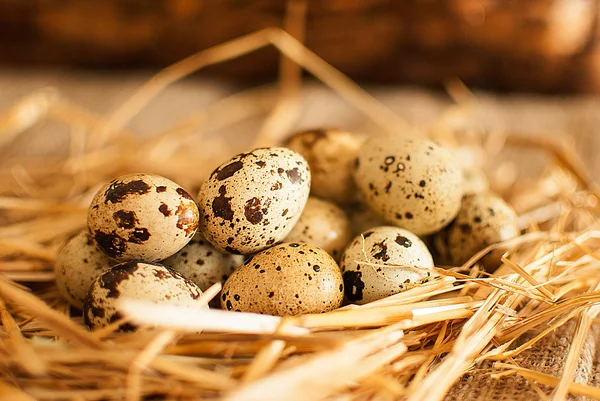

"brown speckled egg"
[83, 261, 206, 330]
[353, 136, 463, 236]
[54, 230, 114, 309]
[283, 197, 351, 261]
[341, 226, 434, 305]
[433, 192, 519, 270]
[221, 242, 343, 316]
[163, 232, 244, 292]
[198, 148, 310, 255]
[286, 129, 364, 204]
[88, 173, 199, 262]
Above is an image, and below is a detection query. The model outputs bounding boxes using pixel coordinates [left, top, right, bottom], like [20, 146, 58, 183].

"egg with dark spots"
[283, 197, 351, 261]
[221, 242, 343, 316]
[198, 147, 310, 255]
[83, 261, 207, 330]
[163, 233, 244, 299]
[285, 129, 364, 204]
[54, 230, 115, 309]
[353, 136, 463, 236]
[433, 192, 519, 270]
[340, 226, 435, 305]
[88, 173, 199, 262]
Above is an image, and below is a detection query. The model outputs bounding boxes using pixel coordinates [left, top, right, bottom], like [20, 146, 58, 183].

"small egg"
[163, 232, 244, 292]
[341, 226, 434, 305]
[221, 242, 343, 316]
[84, 261, 206, 330]
[88, 173, 199, 262]
[433, 192, 519, 270]
[54, 230, 114, 309]
[286, 129, 364, 204]
[353, 136, 463, 235]
[283, 197, 351, 261]
[198, 147, 310, 255]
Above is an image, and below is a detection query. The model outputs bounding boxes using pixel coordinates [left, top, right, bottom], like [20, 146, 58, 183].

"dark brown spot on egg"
[234, 294, 241, 301]
[395, 235, 412, 248]
[459, 224, 472, 234]
[156, 203, 170, 217]
[255, 161, 266, 168]
[268, 292, 274, 298]
[286, 168, 302, 184]
[89, 305, 105, 318]
[474, 216, 482, 223]
[104, 179, 150, 204]
[244, 197, 264, 224]
[419, 180, 426, 187]
[215, 161, 244, 181]
[176, 188, 194, 200]
[156, 186, 167, 193]
[405, 212, 414, 219]
[226, 300, 233, 310]
[372, 241, 390, 262]
[384, 182, 392, 193]
[212, 185, 234, 221]
[94, 230, 127, 258]
[98, 262, 140, 298]
[313, 265, 321, 272]
[128, 228, 151, 244]
[271, 182, 282, 191]
[343, 271, 364, 302]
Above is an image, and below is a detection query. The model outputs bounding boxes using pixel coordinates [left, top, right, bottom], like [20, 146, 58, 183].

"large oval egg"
[88, 173, 199, 262]
[221, 242, 344, 316]
[341, 226, 435, 305]
[83, 261, 206, 330]
[198, 147, 310, 255]
[353, 136, 463, 235]
[54, 230, 114, 309]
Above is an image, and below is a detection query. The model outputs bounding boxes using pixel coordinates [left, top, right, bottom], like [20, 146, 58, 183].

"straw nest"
[2, 24, 600, 401]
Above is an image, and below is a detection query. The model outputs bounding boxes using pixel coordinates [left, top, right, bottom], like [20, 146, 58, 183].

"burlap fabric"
[1, 69, 600, 400]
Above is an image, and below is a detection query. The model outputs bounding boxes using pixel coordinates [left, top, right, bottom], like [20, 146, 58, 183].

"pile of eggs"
[55, 130, 520, 330]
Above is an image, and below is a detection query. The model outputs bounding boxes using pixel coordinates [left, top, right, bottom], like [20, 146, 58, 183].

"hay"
[0, 24, 600, 401]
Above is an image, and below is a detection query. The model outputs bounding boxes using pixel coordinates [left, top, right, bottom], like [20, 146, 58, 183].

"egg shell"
[221, 242, 344, 316]
[286, 129, 364, 204]
[54, 230, 114, 309]
[433, 192, 519, 270]
[283, 197, 351, 261]
[353, 136, 463, 235]
[341, 226, 434, 305]
[88, 173, 199, 262]
[163, 232, 244, 292]
[84, 261, 206, 330]
[198, 147, 310, 255]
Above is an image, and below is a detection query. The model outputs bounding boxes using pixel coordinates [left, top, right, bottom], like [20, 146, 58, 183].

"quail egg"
[54, 230, 114, 309]
[197, 147, 310, 255]
[286, 129, 364, 204]
[341, 226, 435, 305]
[433, 192, 520, 270]
[163, 232, 244, 293]
[353, 136, 463, 235]
[84, 261, 206, 330]
[88, 173, 199, 262]
[221, 242, 344, 316]
[283, 197, 351, 261]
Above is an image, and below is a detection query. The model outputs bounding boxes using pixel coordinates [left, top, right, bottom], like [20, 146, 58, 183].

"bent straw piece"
[0, 276, 102, 349]
[500, 255, 555, 300]
[118, 299, 308, 335]
[493, 363, 600, 400]
[224, 329, 406, 401]
[0, 298, 46, 376]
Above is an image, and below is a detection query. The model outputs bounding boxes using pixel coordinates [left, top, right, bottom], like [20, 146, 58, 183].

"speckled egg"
[286, 129, 364, 204]
[433, 192, 519, 270]
[221, 242, 344, 316]
[353, 136, 463, 236]
[283, 197, 351, 261]
[197, 147, 310, 255]
[88, 173, 199, 262]
[163, 232, 244, 292]
[341, 226, 435, 305]
[54, 230, 114, 309]
[84, 261, 206, 330]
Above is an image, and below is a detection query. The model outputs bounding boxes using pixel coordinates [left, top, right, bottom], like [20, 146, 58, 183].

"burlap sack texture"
[2, 70, 600, 400]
